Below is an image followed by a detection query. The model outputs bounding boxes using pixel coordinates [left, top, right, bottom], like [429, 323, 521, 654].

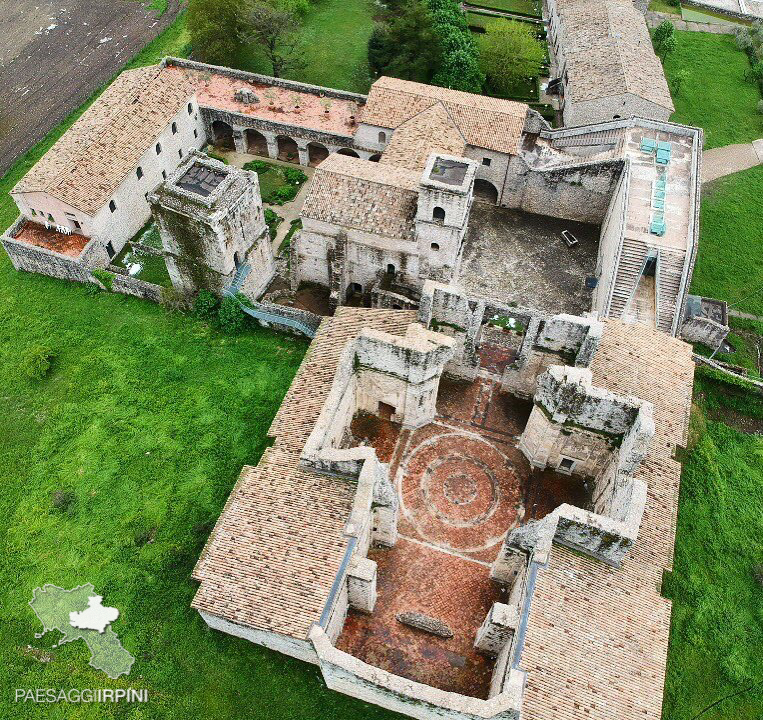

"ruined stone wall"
[680, 315, 729, 349]
[501, 158, 622, 225]
[107, 267, 164, 303]
[592, 170, 628, 315]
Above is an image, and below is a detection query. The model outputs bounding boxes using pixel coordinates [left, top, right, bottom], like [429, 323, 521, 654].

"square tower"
[148, 151, 274, 299]
[415, 154, 477, 283]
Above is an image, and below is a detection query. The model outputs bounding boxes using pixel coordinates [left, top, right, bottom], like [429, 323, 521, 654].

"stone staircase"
[608, 238, 649, 320]
[549, 128, 625, 151]
[656, 249, 686, 334]
[225, 263, 251, 297]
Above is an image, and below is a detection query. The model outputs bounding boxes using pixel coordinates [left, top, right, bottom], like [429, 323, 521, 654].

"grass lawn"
[648, 0, 681, 14]
[690, 164, 763, 314]
[0, 254, 408, 720]
[662, 392, 763, 720]
[663, 31, 763, 149]
[237, 0, 374, 93]
[466, 0, 542, 18]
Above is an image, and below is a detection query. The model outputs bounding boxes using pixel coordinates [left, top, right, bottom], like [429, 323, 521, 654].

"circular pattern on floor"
[399, 430, 524, 553]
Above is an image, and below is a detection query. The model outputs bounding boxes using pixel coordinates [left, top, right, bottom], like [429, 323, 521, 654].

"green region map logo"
[29, 584, 135, 679]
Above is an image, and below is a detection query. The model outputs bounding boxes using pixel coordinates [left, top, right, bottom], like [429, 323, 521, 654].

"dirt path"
[0, 0, 182, 176]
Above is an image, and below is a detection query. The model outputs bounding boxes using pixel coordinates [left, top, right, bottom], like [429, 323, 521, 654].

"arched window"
[155, 142, 162, 155]
[433, 206, 445, 223]
[136, 166, 143, 180]
[613, 114, 622, 120]
[187, 103, 193, 115]
[109, 200, 117, 213]
[386, 263, 396, 275]
[430, 242, 440, 251]
[171, 122, 178, 135]
[378, 131, 387, 144]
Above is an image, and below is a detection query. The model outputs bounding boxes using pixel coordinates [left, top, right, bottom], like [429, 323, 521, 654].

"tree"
[368, 1, 441, 82]
[653, 21, 676, 63]
[187, 0, 244, 66]
[478, 20, 545, 98]
[671, 68, 689, 97]
[241, 0, 307, 78]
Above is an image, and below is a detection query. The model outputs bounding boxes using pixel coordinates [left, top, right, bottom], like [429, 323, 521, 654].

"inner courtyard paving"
[336, 338, 591, 698]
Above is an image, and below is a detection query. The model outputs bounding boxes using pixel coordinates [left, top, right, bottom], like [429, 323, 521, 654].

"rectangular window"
[193, 128, 198, 138]
[105, 241, 115, 259]
[178, 149, 183, 159]
[31, 209, 37, 216]
[156, 143, 162, 155]
[162, 170, 167, 180]
[136, 166, 144, 180]
[109, 200, 117, 213]
[559, 457, 576, 473]
[171, 122, 178, 135]
[482, 157, 491, 166]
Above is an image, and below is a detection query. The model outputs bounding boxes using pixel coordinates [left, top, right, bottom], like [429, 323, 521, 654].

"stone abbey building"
[0, 8, 716, 717]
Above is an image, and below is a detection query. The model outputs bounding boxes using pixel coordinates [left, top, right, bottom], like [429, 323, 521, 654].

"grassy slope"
[238, 0, 374, 93]
[690, 165, 763, 315]
[663, 31, 763, 149]
[663, 402, 763, 720]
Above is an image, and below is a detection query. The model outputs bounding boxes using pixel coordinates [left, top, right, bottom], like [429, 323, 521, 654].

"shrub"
[91, 268, 114, 291]
[243, 159, 271, 173]
[283, 167, 307, 186]
[265, 208, 283, 239]
[194, 289, 220, 320]
[21, 343, 55, 380]
[265, 185, 299, 205]
[160, 286, 192, 312]
[218, 296, 247, 333]
[52, 488, 76, 512]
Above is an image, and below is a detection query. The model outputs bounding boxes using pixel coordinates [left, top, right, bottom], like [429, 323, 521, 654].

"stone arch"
[277, 135, 299, 163]
[245, 128, 268, 157]
[369, 154, 382, 162]
[474, 179, 499, 204]
[378, 131, 387, 144]
[308, 142, 329, 167]
[211, 120, 234, 150]
[337, 148, 360, 158]
[432, 206, 446, 223]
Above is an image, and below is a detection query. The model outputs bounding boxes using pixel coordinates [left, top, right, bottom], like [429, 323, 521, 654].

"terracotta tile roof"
[14, 65, 198, 216]
[379, 103, 467, 172]
[361, 76, 528, 155]
[556, 0, 674, 111]
[521, 320, 694, 720]
[301, 154, 421, 240]
[193, 308, 416, 638]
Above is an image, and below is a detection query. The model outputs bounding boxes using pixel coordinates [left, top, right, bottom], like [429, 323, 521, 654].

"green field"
[466, 0, 541, 17]
[663, 387, 763, 720]
[690, 164, 763, 315]
[237, 0, 374, 93]
[664, 31, 763, 149]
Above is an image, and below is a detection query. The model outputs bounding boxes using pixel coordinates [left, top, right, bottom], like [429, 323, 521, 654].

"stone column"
[474, 602, 519, 656]
[266, 135, 279, 160]
[233, 129, 246, 154]
[347, 557, 377, 613]
[297, 143, 309, 167]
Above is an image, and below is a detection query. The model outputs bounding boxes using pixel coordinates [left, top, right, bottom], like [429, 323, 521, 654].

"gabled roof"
[380, 102, 467, 172]
[361, 76, 529, 155]
[13, 65, 198, 216]
[556, 0, 674, 111]
[301, 154, 420, 240]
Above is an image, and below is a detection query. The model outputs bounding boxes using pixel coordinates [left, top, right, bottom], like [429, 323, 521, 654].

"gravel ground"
[0, 0, 181, 176]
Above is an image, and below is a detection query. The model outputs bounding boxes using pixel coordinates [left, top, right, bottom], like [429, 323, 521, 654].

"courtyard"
[336, 335, 589, 697]
[459, 203, 599, 314]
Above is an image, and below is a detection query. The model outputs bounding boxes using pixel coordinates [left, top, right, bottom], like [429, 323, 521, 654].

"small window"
[482, 157, 491, 166]
[105, 241, 115, 259]
[109, 200, 116, 213]
[613, 114, 622, 120]
[432, 206, 445, 223]
[179, 149, 183, 159]
[187, 103, 193, 115]
[162, 170, 167, 180]
[31, 209, 37, 216]
[72, 219, 81, 230]
[378, 131, 387, 144]
[48, 214, 54, 222]
[172, 122, 178, 135]
[430, 242, 440, 251]
[193, 128, 198, 139]
[351, 282, 362, 293]
[156, 143, 162, 155]
[559, 457, 575, 473]
[136, 166, 143, 180]
[386, 263, 396, 275]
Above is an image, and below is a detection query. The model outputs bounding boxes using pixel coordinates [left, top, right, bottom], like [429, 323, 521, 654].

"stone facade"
[149, 151, 274, 298]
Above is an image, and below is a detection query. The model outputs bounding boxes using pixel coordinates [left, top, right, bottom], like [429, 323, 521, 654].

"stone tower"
[148, 150, 274, 300]
[414, 153, 477, 283]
